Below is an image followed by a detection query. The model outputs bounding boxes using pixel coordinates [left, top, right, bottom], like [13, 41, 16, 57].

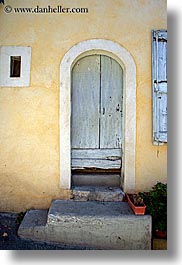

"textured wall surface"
[0, 0, 167, 212]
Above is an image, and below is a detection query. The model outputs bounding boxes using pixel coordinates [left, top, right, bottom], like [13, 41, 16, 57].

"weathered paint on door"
[71, 55, 123, 170]
[100, 56, 123, 148]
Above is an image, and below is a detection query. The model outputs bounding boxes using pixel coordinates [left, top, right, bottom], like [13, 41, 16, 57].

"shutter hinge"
[154, 132, 158, 141]
[154, 82, 159, 92]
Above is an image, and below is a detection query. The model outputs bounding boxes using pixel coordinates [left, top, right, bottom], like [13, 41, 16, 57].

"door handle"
[103, 108, 105, 115]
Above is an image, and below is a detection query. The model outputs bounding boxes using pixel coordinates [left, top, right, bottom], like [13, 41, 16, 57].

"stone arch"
[60, 39, 136, 192]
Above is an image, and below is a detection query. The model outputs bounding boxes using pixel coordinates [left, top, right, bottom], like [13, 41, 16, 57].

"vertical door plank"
[100, 55, 123, 148]
[71, 55, 100, 148]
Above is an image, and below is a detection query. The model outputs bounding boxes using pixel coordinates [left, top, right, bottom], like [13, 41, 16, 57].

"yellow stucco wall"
[0, 0, 167, 212]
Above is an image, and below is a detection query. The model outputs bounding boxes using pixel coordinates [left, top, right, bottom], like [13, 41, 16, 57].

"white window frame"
[0, 46, 31, 87]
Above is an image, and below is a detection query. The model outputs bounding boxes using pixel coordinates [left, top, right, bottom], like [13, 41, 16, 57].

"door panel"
[72, 149, 122, 170]
[71, 55, 100, 148]
[72, 149, 122, 159]
[100, 56, 123, 148]
[71, 55, 123, 170]
[72, 158, 121, 170]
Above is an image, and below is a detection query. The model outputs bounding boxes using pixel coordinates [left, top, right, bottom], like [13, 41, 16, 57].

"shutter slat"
[158, 41, 167, 81]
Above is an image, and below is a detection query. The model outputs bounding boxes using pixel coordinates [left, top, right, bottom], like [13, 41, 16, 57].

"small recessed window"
[0, 46, 31, 87]
[10, 56, 21, 78]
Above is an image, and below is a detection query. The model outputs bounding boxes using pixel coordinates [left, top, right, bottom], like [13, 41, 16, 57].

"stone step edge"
[17, 209, 94, 249]
[71, 186, 125, 201]
[47, 201, 133, 225]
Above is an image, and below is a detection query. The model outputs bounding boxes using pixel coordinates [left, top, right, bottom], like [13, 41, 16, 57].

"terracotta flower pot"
[126, 193, 146, 215]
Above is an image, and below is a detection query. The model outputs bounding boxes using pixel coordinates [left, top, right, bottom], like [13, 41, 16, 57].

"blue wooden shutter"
[152, 30, 167, 144]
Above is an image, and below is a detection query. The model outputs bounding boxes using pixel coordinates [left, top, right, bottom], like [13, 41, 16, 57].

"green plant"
[139, 182, 167, 232]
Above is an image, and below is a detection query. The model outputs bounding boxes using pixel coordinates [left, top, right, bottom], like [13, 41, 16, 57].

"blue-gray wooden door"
[71, 55, 123, 170]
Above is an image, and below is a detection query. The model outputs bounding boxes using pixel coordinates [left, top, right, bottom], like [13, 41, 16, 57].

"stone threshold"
[71, 186, 125, 202]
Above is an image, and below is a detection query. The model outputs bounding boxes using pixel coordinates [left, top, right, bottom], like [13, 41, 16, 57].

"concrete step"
[72, 173, 121, 187]
[18, 210, 48, 241]
[17, 209, 93, 249]
[18, 200, 152, 250]
[72, 186, 124, 202]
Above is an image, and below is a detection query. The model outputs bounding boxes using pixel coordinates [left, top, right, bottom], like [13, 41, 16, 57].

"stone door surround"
[59, 39, 136, 192]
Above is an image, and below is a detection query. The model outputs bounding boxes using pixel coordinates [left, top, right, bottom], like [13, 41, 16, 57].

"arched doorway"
[59, 39, 136, 192]
[71, 54, 123, 186]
